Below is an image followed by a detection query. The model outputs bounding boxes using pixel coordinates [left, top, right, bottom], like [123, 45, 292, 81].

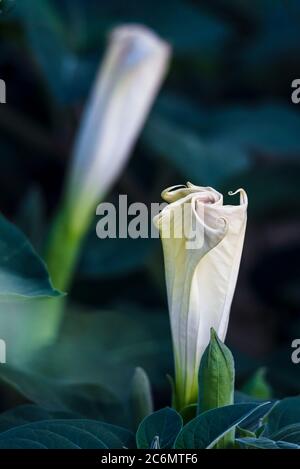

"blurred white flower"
[154, 182, 248, 409]
[65, 24, 170, 234]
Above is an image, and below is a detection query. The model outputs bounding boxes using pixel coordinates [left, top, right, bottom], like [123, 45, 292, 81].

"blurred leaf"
[139, 0, 231, 55]
[145, 102, 300, 193]
[68, 0, 232, 55]
[15, 0, 96, 103]
[242, 368, 272, 400]
[154, 94, 207, 133]
[129, 367, 153, 431]
[136, 407, 182, 449]
[0, 366, 127, 426]
[32, 307, 171, 397]
[79, 233, 156, 278]
[226, 163, 300, 220]
[143, 116, 250, 186]
[211, 104, 300, 158]
[174, 402, 273, 449]
[0, 214, 61, 299]
[243, 1, 300, 87]
[234, 391, 263, 404]
[0, 306, 171, 417]
[15, 185, 46, 252]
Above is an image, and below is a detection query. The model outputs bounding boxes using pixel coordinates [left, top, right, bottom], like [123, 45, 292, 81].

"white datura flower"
[153, 182, 248, 410]
[65, 24, 170, 234]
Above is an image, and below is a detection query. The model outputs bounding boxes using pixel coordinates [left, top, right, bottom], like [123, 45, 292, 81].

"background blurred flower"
[45, 24, 170, 291]
[154, 182, 247, 410]
[65, 24, 171, 236]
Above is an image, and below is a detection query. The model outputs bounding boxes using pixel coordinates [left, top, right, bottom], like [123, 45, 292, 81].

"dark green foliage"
[0, 0, 300, 449]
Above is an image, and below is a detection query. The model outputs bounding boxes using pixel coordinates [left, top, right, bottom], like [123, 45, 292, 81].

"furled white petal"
[154, 182, 247, 408]
[66, 25, 170, 233]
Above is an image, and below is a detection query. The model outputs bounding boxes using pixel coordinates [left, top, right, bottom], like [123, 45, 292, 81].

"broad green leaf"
[32, 307, 171, 400]
[174, 402, 273, 449]
[236, 400, 277, 434]
[0, 367, 127, 426]
[180, 404, 197, 425]
[136, 407, 183, 449]
[0, 439, 47, 449]
[0, 214, 61, 299]
[267, 397, 300, 434]
[271, 424, 300, 445]
[0, 306, 171, 426]
[236, 437, 300, 449]
[0, 405, 72, 433]
[0, 419, 135, 449]
[241, 368, 272, 400]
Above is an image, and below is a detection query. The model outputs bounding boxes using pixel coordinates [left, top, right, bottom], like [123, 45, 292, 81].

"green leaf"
[210, 104, 300, 159]
[235, 401, 277, 434]
[236, 426, 256, 439]
[15, 186, 46, 253]
[225, 163, 300, 222]
[256, 424, 267, 438]
[0, 405, 71, 433]
[15, 0, 95, 104]
[0, 214, 61, 299]
[143, 116, 250, 187]
[80, 233, 156, 278]
[136, 407, 183, 449]
[129, 367, 153, 431]
[0, 367, 127, 426]
[267, 397, 300, 434]
[1, 307, 171, 425]
[271, 424, 300, 445]
[180, 404, 197, 425]
[242, 368, 272, 400]
[198, 328, 235, 448]
[174, 402, 273, 449]
[236, 437, 300, 449]
[0, 419, 135, 449]
[34, 307, 171, 400]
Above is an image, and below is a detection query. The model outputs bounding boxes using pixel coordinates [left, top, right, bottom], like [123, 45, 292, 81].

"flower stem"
[42, 202, 86, 342]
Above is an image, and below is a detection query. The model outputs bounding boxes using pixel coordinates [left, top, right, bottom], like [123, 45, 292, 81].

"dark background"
[0, 0, 300, 408]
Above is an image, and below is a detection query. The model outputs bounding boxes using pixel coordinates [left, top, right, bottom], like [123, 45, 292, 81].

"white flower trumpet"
[66, 24, 171, 234]
[154, 182, 248, 410]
